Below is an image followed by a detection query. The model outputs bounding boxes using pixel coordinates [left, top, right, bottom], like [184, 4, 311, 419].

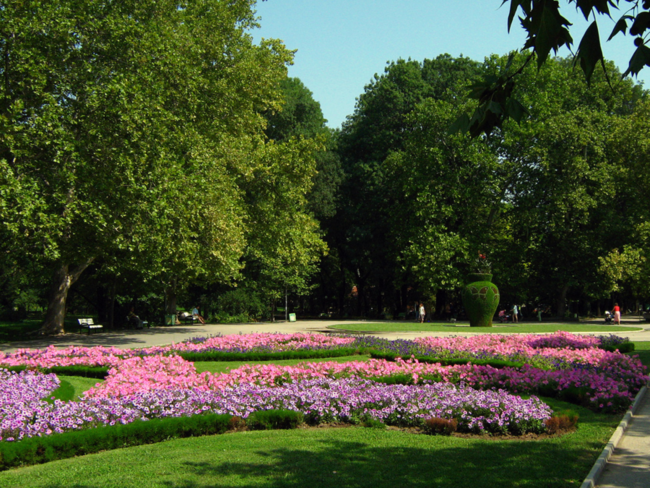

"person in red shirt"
[613, 303, 621, 325]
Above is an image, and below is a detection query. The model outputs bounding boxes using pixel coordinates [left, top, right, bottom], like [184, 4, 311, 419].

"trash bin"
[167, 315, 176, 326]
[289, 313, 296, 322]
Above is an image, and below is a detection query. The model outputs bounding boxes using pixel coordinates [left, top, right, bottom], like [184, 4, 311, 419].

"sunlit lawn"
[328, 322, 642, 334]
[2, 343, 649, 487]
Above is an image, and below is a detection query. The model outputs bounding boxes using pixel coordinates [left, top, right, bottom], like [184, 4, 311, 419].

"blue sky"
[251, 0, 650, 129]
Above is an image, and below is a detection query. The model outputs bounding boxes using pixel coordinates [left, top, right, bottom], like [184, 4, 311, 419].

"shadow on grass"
[165, 437, 599, 488]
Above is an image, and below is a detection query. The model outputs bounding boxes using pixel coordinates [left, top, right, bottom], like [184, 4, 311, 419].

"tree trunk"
[165, 278, 178, 315]
[39, 259, 94, 335]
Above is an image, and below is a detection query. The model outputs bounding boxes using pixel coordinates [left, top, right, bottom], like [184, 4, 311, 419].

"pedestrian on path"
[419, 303, 426, 324]
[613, 303, 621, 325]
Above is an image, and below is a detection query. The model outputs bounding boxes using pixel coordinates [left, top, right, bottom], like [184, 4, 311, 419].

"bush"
[246, 409, 303, 430]
[369, 351, 524, 369]
[545, 411, 579, 434]
[422, 417, 458, 435]
[5, 365, 109, 379]
[211, 312, 252, 324]
[178, 348, 359, 362]
[0, 413, 235, 471]
[214, 289, 270, 322]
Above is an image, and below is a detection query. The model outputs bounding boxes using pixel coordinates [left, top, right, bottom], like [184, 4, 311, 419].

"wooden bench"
[78, 318, 103, 335]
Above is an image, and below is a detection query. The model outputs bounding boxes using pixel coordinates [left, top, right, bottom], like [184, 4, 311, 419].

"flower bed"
[0, 372, 551, 441]
[0, 333, 357, 369]
[0, 332, 646, 445]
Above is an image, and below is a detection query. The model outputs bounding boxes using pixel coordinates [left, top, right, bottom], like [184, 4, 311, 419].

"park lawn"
[0, 395, 621, 488]
[328, 322, 643, 334]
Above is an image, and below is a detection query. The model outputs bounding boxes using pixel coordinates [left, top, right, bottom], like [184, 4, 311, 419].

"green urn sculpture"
[462, 273, 500, 327]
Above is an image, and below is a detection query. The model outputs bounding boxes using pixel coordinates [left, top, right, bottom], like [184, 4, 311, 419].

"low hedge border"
[246, 409, 303, 430]
[369, 351, 524, 369]
[4, 365, 109, 379]
[599, 343, 635, 354]
[0, 409, 298, 471]
[177, 347, 361, 362]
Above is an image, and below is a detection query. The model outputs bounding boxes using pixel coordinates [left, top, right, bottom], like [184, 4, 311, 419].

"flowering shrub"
[0, 333, 357, 369]
[1, 373, 551, 441]
[0, 331, 646, 446]
[0, 369, 60, 441]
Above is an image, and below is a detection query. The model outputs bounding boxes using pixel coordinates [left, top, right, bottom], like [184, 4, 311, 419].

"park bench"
[78, 318, 103, 335]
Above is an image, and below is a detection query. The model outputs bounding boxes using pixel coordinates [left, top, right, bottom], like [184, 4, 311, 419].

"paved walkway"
[2, 318, 649, 353]
[1, 318, 649, 487]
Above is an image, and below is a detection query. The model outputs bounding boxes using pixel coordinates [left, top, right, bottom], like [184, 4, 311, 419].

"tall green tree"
[0, 0, 297, 334]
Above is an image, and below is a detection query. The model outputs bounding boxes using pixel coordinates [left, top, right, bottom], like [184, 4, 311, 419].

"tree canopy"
[0, 0, 323, 333]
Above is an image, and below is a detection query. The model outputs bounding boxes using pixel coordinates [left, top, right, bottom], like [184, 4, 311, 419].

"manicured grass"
[328, 322, 642, 333]
[628, 341, 650, 368]
[0, 396, 620, 488]
[194, 355, 371, 374]
[50, 376, 103, 401]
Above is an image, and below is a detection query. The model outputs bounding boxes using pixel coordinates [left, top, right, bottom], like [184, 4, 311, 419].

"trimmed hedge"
[600, 342, 635, 354]
[369, 351, 524, 369]
[177, 347, 360, 362]
[246, 409, 303, 430]
[0, 413, 235, 471]
[4, 365, 109, 378]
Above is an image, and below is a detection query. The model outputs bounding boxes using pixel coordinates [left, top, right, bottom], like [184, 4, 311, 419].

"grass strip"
[0, 397, 621, 488]
[329, 323, 643, 333]
[177, 347, 360, 362]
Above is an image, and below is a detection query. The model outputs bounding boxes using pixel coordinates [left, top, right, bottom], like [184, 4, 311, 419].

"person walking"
[512, 304, 519, 323]
[419, 303, 426, 324]
[613, 303, 621, 325]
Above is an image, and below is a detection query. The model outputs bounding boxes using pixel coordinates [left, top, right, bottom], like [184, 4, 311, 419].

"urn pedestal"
[462, 273, 500, 327]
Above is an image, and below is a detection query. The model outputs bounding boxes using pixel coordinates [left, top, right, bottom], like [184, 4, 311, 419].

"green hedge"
[0, 414, 235, 471]
[369, 351, 523, 369]
[600, 342, 635, 354]
[246, 409, 303, 430]
[4, 365, 109, 378]
[177, 347, 360, 362]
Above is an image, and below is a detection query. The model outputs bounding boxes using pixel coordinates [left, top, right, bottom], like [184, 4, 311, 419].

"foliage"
[422, 417, 459, 435]
[246, 409, 303, 430]
[0, 0, 326, 334]
[177, 348, 360, 362]
[457, 1, 650, 136]
[0, 413, 235, 471]
[214, 288, 270, 321]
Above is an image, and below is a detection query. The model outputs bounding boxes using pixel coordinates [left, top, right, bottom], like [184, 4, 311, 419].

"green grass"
[328, 322, 642, 333]
[1, 343, 645, 486]
[0, 396, 621, 488]
[194, 355, 370, 374]
[629, 341, 650, 368]
[49, 376, 103, 401]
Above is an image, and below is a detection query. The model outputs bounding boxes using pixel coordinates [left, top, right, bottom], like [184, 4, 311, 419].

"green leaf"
[630, 11, 650, 37]
[535, 3, 573, 68]
[622, 44, 650, 77]
[608, 15, 631, 41]
[574, 21, 604, 84]
[448, 113, 470, 135]
[505, 97, 527, 123]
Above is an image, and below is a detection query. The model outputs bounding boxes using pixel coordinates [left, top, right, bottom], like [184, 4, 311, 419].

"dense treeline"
[0, 2, 648, 330]
[311, 53, 650, 320]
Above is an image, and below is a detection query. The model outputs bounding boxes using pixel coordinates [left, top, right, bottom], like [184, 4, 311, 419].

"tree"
[456, 0, 650, 136]
[0, 0, 296, 334]
[332, 55, 485, 316]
